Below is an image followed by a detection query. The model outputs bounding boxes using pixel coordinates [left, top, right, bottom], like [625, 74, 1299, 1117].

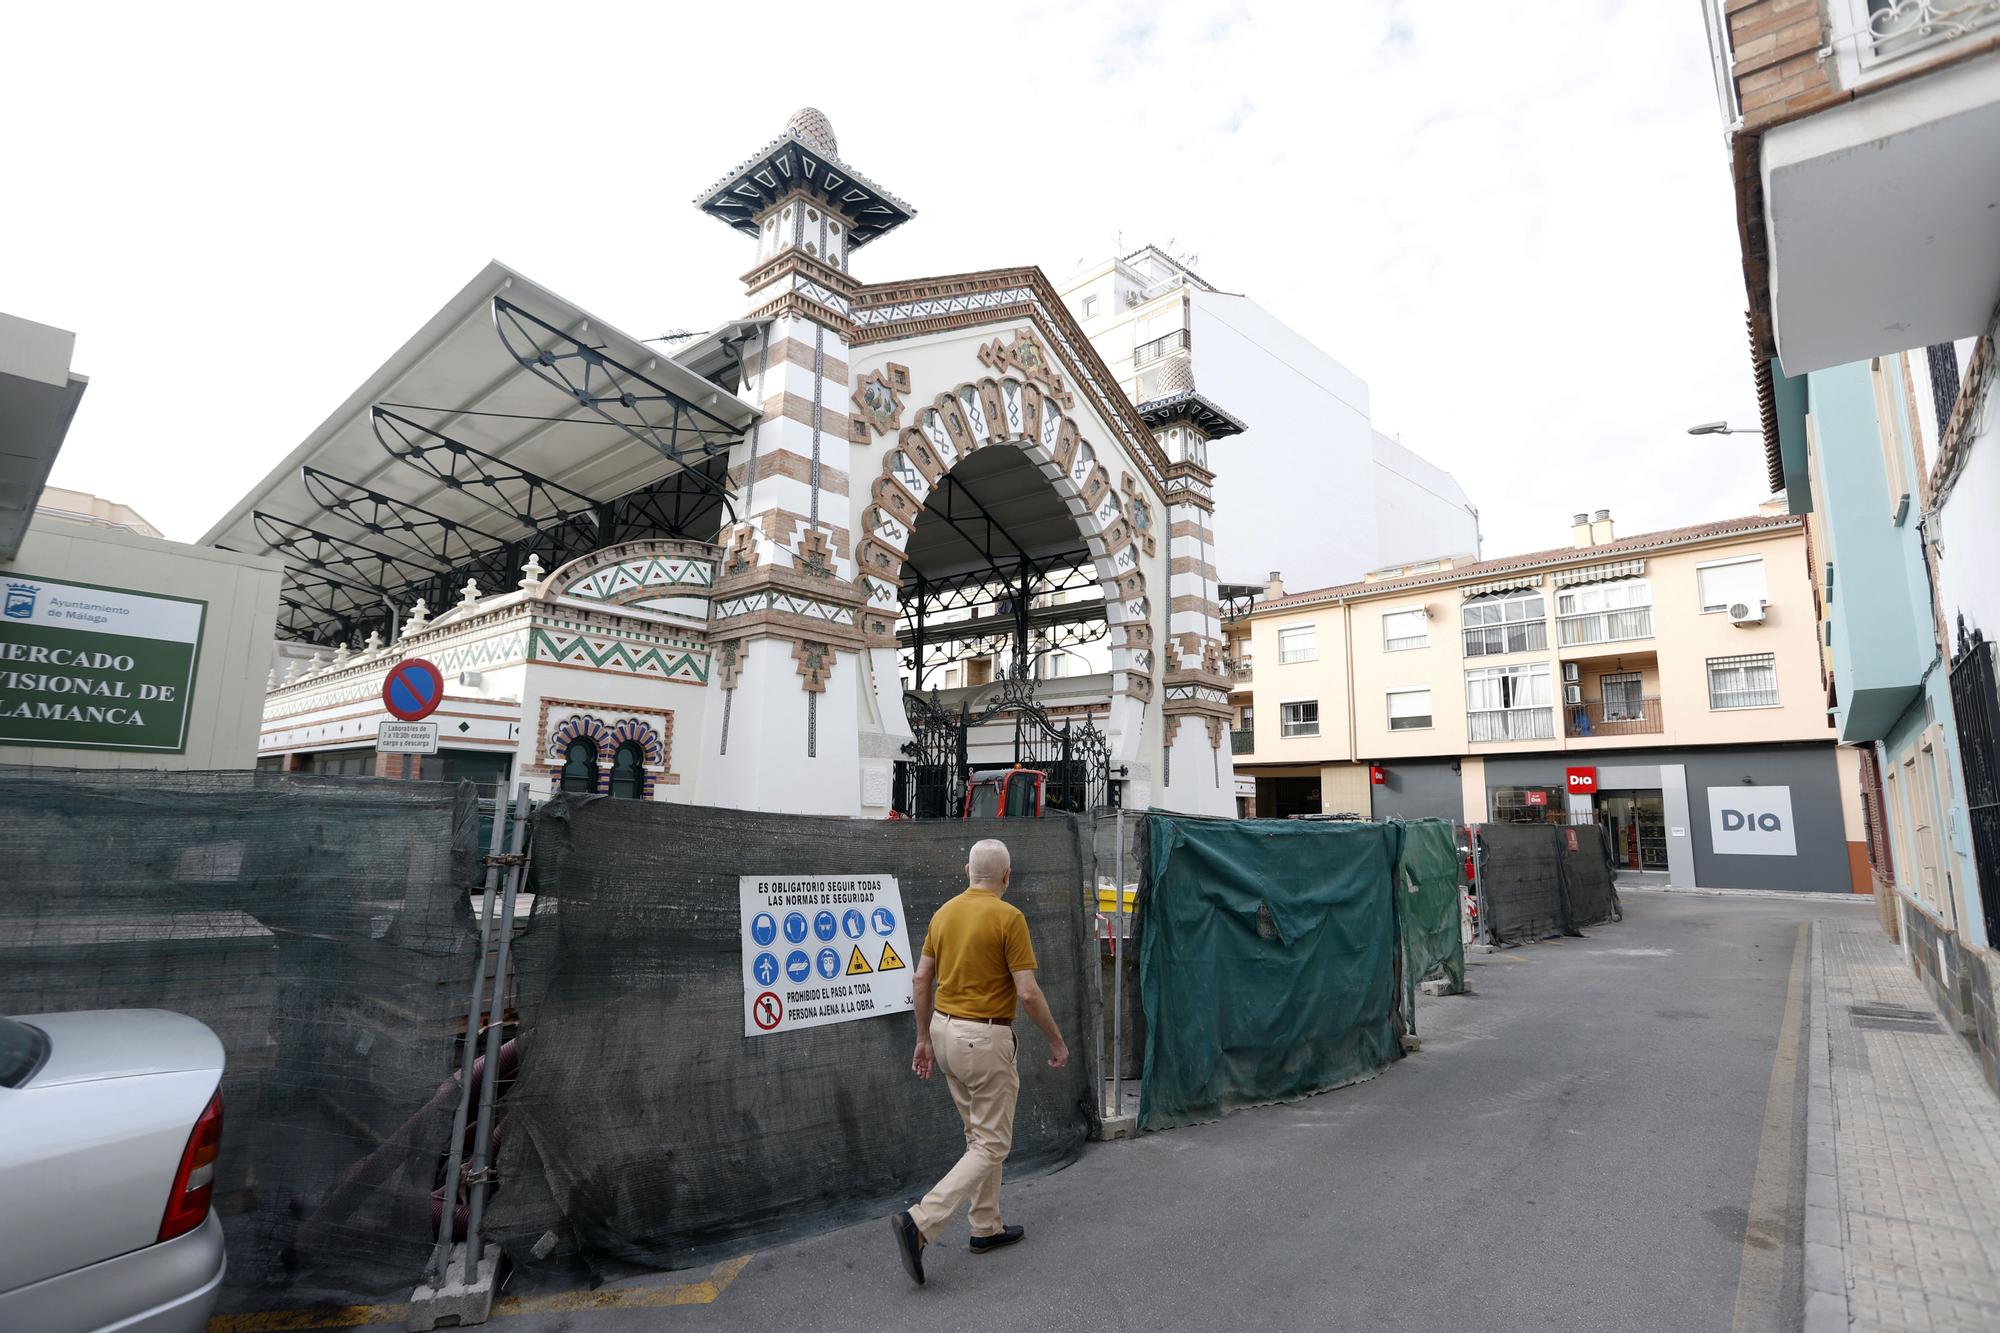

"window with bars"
[1279, 624, 1318, 663]
[1383, 608, 1428, 652]
[1461, 590, 1548, 656]
[1387, 688, 1432, 731]
[1280, 700, 1320, 737]
[1600, 671, 1645, 721]
[1707, 652, 1779, 709]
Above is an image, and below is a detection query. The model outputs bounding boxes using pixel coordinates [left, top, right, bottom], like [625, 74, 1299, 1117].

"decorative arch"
[544, 707, 673, 798]
[853, 363, 1158, 731]
[544, 539, 720, 607]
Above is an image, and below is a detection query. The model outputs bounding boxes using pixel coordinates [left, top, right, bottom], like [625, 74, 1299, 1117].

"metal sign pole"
[1111, 807, 1125, 1119]
[430, 779, 510, 1285]
[464, 783, 532, 1274]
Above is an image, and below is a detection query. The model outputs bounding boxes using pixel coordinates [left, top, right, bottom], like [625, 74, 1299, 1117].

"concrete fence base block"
[1399, 1033, 1423, 1053]
[408, 1244, 497, 1331]
[1093, 1113, 1138, 1141]
[1419, 978, 1458, 997]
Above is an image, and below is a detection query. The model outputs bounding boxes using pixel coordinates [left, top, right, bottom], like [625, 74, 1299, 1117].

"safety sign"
[740, 874, 915, 1037]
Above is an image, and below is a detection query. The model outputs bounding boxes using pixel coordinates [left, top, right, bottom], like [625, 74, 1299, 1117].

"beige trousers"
[909, 1013, 1020, 1240]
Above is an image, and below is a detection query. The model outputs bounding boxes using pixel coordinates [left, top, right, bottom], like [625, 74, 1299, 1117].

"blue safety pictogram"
[872, 907, 896, 936]
[783, 912, 808, 944]
[753, 952, 779, 987]
[814, 910, 837, 941]
[816, 947, 841, 980]
[786, 950, 811, 983]
[842, 909, 866, 939]
[750, 912, 777, 947]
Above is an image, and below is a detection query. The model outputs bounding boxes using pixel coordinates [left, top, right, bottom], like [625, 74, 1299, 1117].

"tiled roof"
[1248, 513, 1803, 617]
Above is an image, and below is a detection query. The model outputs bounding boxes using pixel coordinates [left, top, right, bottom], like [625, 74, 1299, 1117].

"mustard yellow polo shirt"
[921, 887, 1038, 1020]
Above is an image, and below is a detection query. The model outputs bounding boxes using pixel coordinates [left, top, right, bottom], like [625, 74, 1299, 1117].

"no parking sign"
[739, 874, 914, 1037]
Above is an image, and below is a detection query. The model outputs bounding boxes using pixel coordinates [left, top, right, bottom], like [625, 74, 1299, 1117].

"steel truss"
[492, 297, 740, 517]
[371, 408, 600, 533]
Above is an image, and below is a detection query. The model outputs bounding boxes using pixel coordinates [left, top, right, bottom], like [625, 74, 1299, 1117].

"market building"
[210, 111, 1239, 817]
[1226, 505, 1866, 892]
[1, 312, 285, 770]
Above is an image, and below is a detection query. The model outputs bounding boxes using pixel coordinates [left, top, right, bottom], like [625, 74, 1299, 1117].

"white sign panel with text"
[739, 874, 916, 1037]
[1707, 785, 1797, 857]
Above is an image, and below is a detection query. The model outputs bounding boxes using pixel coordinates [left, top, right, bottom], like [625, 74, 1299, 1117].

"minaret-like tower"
[1138, 355, 1244, 808]
[693, 109, 916, 813]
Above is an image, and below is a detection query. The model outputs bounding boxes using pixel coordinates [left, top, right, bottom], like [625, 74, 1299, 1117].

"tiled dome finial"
[1158, 353, 1196, 397]
[785, 107, 838, 157]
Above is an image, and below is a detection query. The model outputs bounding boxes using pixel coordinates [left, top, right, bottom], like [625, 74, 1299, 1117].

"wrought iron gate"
[899, 675, 1116, 818]
[1949, 619, 2000, 943]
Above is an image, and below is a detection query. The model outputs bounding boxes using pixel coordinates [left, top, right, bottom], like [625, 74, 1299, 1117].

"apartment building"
[1703, 0, 1999, 1079]
[1226, 508, 1867, 893]
[1059, 246, 1481, 589]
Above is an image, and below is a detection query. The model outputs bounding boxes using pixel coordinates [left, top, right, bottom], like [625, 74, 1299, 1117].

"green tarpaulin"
[1138, 816, 1404, 1130]
[1393, 819, 1466, 1030]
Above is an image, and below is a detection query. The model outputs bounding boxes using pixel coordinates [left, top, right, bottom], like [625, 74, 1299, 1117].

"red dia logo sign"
[1566, 767, 1598, 794]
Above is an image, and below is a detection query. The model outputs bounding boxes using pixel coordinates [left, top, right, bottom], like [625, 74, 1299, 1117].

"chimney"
[1571, 513, 1592, 549]
[1265, 569, 1285, 599]
[1590, 508, 1614, 546]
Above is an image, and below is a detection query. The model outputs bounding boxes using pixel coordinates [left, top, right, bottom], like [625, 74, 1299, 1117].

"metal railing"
[1557, 606, 1653, 647]
[1230, 730, 1255, 755]
[1231, 659, 1253, 682]
[1824, 0, 2000, 72]
[1565, 697, 1665, 738]
[1134, 328, 1189, 366]
[1468, 707, 1556, 743]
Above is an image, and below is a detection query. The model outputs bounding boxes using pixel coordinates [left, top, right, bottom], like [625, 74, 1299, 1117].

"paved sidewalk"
[1817, 914, 2000, 1331]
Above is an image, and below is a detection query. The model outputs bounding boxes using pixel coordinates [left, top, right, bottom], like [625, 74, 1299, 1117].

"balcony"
[1565, 697, 1665, 739]
[1134, 328, 1189, 366]
[1231, 730, 1254, 755]
[1468, 708, 1555, 744]
[1557, 607, 1652, 647]
[1708, 0, 2000, 372]
[1230, 658, 1253, 685]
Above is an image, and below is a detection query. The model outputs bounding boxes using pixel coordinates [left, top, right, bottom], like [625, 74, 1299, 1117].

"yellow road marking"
[1731, 922, 1807, 1333]
[208, 1254, 753, 1332]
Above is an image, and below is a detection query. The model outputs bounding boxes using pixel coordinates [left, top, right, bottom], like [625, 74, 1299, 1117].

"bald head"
[967, 838, 1012, 893]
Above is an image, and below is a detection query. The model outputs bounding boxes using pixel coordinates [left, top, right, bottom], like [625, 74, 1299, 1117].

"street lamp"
[1686, 421, 1760, 436]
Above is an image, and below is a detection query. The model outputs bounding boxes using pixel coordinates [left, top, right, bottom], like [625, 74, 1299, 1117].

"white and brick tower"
[693, 109, 916, 812]
[1138, 354, 1243, 811]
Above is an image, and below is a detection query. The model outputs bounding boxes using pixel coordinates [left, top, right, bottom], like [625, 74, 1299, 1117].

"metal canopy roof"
[203, 262, 758, 643]
[900, 446, 1090, 586]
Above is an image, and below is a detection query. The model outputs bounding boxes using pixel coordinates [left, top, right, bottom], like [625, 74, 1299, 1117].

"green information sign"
[0, 574, 206, 752]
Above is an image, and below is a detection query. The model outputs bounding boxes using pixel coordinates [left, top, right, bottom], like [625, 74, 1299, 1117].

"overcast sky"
[4, 1, 1765, 560]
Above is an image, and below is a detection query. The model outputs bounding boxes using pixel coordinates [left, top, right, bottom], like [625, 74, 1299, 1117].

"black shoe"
[890, 1210, 925, 1285]
[970, 1224, 1025, 1254]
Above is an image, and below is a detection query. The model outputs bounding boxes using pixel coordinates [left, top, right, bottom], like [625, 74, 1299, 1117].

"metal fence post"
[1090, 814, 1104, 1116]
[464, 783, 532, 1274]
[1111, 807, 1125, 1119]
[431, 784, 511, 1285]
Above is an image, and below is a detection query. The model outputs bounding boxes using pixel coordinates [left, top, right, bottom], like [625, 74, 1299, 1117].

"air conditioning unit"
[1124, 290, 1144, 308]
[1564, 684, 1584, 705]
[1727, 602, 1766, 626]
[1562, 662, 1581, 683]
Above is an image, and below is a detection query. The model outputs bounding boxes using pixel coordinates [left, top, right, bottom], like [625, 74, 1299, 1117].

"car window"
[0, 1017, 50, 1088]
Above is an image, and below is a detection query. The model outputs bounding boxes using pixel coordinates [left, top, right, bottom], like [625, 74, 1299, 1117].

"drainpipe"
[382, 595, 400, 644]
[1343, 601, 1359, 807]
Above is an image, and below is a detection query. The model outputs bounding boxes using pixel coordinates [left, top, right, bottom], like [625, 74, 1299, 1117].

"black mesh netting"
[1476, 822, 1569, 944]
[0, 768, 482, 1308]
[484, 797, 1098, 1283]
[1562, 822, 1622, 929]
[1477, 821, 1623, 944]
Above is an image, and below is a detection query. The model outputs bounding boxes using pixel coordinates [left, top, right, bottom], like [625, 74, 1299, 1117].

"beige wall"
[1, 517, 284, 769]
[1234, 524, 1828, 767]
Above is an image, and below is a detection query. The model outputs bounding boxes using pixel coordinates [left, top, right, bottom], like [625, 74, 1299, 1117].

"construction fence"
[2, 769, 1612, 1309]
[1473, 819, 1622, 945]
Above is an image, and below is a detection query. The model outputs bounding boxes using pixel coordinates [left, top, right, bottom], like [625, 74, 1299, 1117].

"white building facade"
[1059, 246, 1481, 589]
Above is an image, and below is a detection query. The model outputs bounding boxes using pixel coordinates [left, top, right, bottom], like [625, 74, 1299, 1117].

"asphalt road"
[317, 889, 1864, 1333]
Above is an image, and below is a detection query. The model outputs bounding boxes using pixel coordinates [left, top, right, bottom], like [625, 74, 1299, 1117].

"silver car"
[0, 1010, 227, 1333]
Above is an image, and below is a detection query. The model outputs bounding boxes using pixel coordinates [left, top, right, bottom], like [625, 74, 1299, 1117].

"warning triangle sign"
[877, 941, 906, 972]
[846, 944, 874, 976]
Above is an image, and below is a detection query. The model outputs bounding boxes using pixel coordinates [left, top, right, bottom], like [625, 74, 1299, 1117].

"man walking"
[890, 837, 1068, 1286]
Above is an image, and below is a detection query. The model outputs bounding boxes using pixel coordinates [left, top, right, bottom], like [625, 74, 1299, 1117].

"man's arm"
[1011, 969, 1069, 1069]
[911, 954, 936, 1080]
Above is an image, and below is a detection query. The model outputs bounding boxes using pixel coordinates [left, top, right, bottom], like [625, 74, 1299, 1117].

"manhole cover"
[1849, 1003, 1942, 1033]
